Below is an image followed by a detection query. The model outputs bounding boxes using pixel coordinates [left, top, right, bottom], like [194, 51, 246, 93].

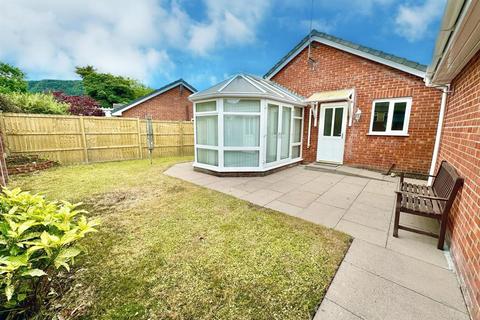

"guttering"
[428, 85, 449, 185]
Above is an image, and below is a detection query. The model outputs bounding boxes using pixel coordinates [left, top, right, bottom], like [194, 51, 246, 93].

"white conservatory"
[189, 74, 305, 174]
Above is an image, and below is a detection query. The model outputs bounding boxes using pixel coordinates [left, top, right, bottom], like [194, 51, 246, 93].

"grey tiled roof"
[264, 30, 427, 78]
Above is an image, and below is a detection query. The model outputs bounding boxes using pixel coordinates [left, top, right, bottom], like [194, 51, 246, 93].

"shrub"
[0, 188, 99, 316]
[3, 92, 68, 115]
[52, 92, 104, 116]
[0, 95, 23, 113]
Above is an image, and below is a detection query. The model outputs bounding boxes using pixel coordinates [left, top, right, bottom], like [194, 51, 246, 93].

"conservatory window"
[196, 115, 218, 146]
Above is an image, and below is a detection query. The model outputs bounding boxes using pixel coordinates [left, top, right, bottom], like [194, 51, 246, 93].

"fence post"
[179, 121, 184, 157]
[79, 116, 89, 163]
[137, 118, 143, 159]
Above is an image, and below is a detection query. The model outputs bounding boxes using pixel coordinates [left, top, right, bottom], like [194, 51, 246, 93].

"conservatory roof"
[189, 74, 306, 105]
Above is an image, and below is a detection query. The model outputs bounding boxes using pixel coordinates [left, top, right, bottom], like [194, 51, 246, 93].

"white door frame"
[316, 101, 348, 164]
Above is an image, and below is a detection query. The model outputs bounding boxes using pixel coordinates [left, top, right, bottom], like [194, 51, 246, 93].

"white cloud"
[188, 0, 271, 55]
[0, 0, 270, 81]
[395, 0, 446, 42]
[300, 19, 336, 33]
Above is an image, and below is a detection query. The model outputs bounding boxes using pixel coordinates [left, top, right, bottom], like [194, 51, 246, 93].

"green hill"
[28, 80, 84, 95]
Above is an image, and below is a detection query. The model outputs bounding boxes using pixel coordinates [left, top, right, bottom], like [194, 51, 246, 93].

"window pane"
[333, 107, 343, 137]
[294, 107, 302, 117]
[323, 108, 333, 136]
[224, 115, 260, 147]
[281, 107, 291, 160]
[196, 116, 218, 146]
[292, 145, 300, 158]
[293, 118, 302, 143]
[392, 102, 407, 131]
[197, 148, 218, 166]
[266, 104, 279, 163]
[224, 151, 259, 167]
[196, 101, 216, 112]
[372, 102, 389, 132]
[224, 99, 260, 112]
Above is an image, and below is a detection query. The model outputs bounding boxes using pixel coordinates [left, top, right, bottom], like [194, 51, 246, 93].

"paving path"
[165, 162, 470, 320]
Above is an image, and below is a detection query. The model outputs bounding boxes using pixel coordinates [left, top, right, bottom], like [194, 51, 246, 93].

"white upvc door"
[265, 102, 292, 167]
[316, 102, 348, 164]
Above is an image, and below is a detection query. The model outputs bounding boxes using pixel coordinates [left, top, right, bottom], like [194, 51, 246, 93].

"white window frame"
[194, 99, 219, 167]
[368, 97, 412, 136]
[291, 106, 303, 160]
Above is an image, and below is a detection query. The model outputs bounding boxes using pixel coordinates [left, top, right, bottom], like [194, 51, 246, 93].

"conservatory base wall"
[193, 160, 302, 177]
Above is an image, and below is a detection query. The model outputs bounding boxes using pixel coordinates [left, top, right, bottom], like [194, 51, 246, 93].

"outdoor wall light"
[354, 108, 362, 122]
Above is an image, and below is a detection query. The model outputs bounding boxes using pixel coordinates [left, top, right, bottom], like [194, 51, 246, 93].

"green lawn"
[10, 158, 351, 320]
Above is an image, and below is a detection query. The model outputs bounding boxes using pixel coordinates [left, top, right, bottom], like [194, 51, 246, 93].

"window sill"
[367, 132, 409, 137]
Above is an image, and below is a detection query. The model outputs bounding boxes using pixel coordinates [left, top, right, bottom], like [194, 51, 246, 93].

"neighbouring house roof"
[426, 0, 480, 85]
[264, 30, 427, 80]
[189, 74, 306, 105]
[305, 89, 354, 103]
[111, 79, 197, 116]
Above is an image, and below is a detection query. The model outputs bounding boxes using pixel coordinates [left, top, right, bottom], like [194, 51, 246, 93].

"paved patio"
[165, 162, 470, 320]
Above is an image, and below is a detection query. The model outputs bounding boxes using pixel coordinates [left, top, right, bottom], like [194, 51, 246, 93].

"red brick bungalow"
[425, 1, 480, 318]
[112, 79, 196, 120]
[265, 30, 442, 174]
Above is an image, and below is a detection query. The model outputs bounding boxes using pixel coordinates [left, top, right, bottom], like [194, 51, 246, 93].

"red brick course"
[121, 85, 194, 121]
[7, 160, 56, 175]
[436, 49, 480, 320]
[272, 42, 442, 174]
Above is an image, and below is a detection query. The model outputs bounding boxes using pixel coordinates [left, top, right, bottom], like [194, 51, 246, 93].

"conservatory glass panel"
[294, 107, 302, 117]
[291, 145, 300, 158]
[196, 115, 218, 146]
[224, 151, 259, 167]
[224, 99, 260, 112]
[224, 115, 260, 147]
[197, 148, 218, 166]
[293, 118, 302, 143]
[266, 104, 279, 163]
[280, 107, 291, 160]
[196, 101, 216, 112]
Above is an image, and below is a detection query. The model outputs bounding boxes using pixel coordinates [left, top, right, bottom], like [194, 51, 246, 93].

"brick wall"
[272, 43, 442, 174]
[436, 49, 480, 320]
[122, 85, 194, 121]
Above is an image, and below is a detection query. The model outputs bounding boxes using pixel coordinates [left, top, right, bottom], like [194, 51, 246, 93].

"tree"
[52, 91, 104, 116]
[75, 66, 153, 109]
[0, 62, 28, 94]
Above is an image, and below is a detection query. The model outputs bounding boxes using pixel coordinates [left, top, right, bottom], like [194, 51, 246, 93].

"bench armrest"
[394, 190, 449, 201]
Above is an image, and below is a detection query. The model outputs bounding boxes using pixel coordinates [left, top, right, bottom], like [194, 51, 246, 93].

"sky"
[0, 0, 446, 91]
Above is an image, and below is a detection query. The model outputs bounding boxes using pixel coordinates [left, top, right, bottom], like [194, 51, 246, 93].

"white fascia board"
[266, 36, 426, 80]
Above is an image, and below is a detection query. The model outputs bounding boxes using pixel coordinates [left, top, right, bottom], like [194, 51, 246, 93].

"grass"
[10, 157, 351, 320]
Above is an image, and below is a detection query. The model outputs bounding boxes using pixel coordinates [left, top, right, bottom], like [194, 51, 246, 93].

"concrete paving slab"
[326, 262, 469, 320]
[329, 181, 365, 195]
[235, 180, 271, 193]
[300, 202, 345, 228]
[341, 175, 371, 186]
[315, 299, 361, 320]
[265, 200, 304, 216]
[355, 191, 395, 211]
[345, 240, 468, 313]
[267, 180, 302, 193]
[316, 190, 358, 209]
[279, 190, 319, 208]
[343, 202, 391, 231]
[364, 180, 397, 196]
[335, 220, 387, 246]
[386, 231, 449, 269]
[287, 171, 320, 184]
[240, 189, 282, 206]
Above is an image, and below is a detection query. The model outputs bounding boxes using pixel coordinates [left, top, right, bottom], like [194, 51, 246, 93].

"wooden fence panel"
[0, 113, 194, 165]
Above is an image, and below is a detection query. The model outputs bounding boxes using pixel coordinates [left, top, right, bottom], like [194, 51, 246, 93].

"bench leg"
[438, 214, 448, 250]
[393, 195, 401, 238]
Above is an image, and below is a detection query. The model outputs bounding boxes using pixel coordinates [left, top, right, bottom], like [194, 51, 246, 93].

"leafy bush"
[1, 92, 68, 115]
[0, 188, 99, 316]
[0, 95, 23, 113]
[52, 92, 104, 116]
